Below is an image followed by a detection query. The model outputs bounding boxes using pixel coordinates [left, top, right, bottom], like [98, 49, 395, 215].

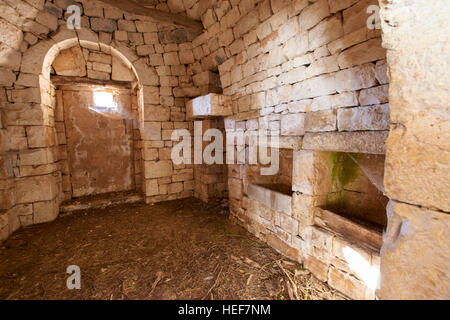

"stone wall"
[0, 0, 205, 241]
[0, 0, 447, 300]
[378, 0, 450, 299]
[185, 0, 390, 299]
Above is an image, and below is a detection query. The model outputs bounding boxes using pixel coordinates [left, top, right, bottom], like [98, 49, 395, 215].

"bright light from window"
[342, 246, 380, 292]
[93, 91, 117, 110]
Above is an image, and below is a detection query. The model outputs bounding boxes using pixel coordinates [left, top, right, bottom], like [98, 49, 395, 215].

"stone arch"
[14, 26, 161, 225]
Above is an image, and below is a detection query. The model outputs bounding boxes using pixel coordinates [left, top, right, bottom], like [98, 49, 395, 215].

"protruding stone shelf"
[314, 207, 383, 252]
[302, 131, 388, 154]
[186, 93, 232, 120]
[258, 136, 303, 150]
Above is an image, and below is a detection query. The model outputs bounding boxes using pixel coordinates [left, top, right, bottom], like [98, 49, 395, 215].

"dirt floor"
[0, 197, 346, 300]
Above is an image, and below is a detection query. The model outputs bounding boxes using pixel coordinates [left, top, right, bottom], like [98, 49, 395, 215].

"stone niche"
[298, 151, 388, 251]
[293, 150, 388, 299]
[246, 149, 294, 239]
[317, 153, 387, 250]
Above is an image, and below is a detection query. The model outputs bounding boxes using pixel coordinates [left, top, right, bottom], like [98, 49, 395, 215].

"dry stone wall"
[186, 0, 390, 299]
[378, 0, 450, 299]
[0, 0, 207, 241]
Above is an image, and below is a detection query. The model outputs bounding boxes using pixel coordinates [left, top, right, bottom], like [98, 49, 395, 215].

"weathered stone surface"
[380, 201, 450, 299]
[144, 160, 173, 179]
[33, 199, 59, 224]
[52, 46, 86, 77]
[305, 109, 337, 132]
[187, 94, 232, 119]
[309, 14, 343, 50]
[280, 113, 305, 136]
[381, 0, 450, 212]
[111, 56, 135, 81]
[247, 183, 292, 215]
[337, 104, 390, 131]
[328, 266, 375, 300]
[15, 174, 58, 203]
[292, 150, 336, 195]
[337, 38, 386, 69]
[302, 131, 388, 154]
[62, 90, 135, 197]
[304, 254, 329, 282]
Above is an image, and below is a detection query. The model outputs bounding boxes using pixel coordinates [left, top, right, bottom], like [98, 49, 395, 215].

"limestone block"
[142, 121, 161, 141]
[280, 113, 305, 136]
[380, 201, 450, 299]
[92, 62, 111, 73]
[343, 0, 378, 34]
[338, 38, 386, 69]
[17, 148, 55, 166]
[87, 70, 109, 80]
[142, 86, 159, 102]
[233, 10, 259, 39]
[15, 174, 58, 203]
[292, 150, 336, 195]
[335, 63, 377, 93]
[11, 88, 40, 103]
[144, 105, 170, 122]
[145, 179, 159, 196]
[111, 56, 135, 81]
[135, 21, 157, 33]
[89, 52, 112, 64]
[305, 109, 337, 132]
[118, 20, 136, 32]
[33, 199, 59, 224]
[186, 94, 232, 119]
[337, 104, 390, 131]
[304, 254, 329, 282]
[36, 10, 58, 31]
[309, 14, 343, 50]
[144, 160, 173, 179]
[299, 0, 330, 31]
[0, 43, 21, 72]
[168, 182, 183, 194]
[302, 131, 388, 154]
[311, 92, 359, 112]
[179, 49, 195, 64]
[292, 73, 336, 100]
[0, 68, 16, 86]
[228, 178, 242, 200]
[328, 27, 366, 55]
[328, 266, 375, 300]
[265, 232, 301, 262]
[163, 52, 180, 66]
[328, 0, 359, 13]
[16, 73, 39, 87]
[21, 39, 55, 75]
[380, 0, 449, 212]
[52, 46, 86, 77]
[90, 18, 117, 33]
[0, 18, 23, 50]
[359, 85, 389, 106]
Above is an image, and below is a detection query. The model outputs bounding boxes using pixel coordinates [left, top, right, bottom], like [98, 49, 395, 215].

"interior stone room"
[0, 0, 448, 300]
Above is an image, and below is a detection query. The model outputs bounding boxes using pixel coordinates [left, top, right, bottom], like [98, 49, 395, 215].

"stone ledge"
[186, 93, 232, 119]
[302, 131, 388, 154]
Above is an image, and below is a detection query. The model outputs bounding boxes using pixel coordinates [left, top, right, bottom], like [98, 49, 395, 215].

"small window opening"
[90, 91, 118, 113]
